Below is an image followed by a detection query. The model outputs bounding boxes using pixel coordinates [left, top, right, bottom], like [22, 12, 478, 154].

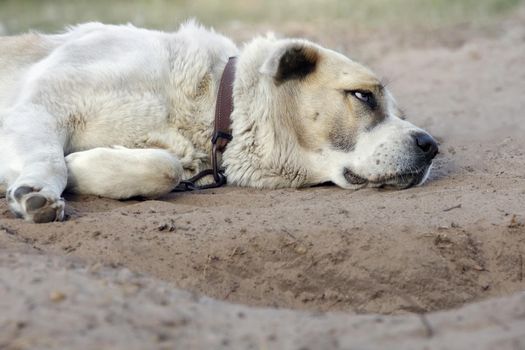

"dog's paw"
[7, 186, 65, 223]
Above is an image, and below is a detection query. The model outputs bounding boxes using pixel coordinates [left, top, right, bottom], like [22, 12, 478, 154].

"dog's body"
[0, 22, 437, 223]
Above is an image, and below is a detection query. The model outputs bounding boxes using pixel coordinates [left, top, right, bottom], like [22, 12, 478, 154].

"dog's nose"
[414, 132, 438, 160]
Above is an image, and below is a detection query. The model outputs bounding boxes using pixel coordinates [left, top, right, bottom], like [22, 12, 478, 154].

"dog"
[0, 22, 438, 223]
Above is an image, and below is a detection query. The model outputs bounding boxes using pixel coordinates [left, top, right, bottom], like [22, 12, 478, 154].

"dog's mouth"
[343, 168, 368, 185]
[343, 165, 432, 190]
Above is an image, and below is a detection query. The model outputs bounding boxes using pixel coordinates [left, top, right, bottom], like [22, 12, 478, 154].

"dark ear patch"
[275, 45, 318, 82]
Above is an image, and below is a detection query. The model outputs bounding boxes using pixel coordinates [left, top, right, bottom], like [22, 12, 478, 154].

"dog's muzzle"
[343, 131, 438, 189]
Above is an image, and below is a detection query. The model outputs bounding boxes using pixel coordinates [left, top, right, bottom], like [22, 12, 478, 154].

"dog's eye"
[346, 90, 377, 109]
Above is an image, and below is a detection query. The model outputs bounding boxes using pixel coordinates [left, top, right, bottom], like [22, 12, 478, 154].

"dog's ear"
[261, 41, 319, 83]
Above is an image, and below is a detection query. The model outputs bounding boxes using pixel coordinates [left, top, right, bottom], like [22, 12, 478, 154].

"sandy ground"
[1, 252, 524, 350]
[1, 8, 525, 350]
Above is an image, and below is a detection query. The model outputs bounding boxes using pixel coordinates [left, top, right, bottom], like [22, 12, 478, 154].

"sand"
[1, 8, 525, 349]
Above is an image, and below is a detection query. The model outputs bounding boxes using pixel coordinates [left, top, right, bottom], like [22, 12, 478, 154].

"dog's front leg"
[65, 147, 183, 199]
[2, 105, 67, 223]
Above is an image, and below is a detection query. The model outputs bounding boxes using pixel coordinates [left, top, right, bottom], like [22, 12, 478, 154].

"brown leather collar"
[173, 56, 237, 192]
[210, 56, 237, 184]
[212, 56, 237, 152]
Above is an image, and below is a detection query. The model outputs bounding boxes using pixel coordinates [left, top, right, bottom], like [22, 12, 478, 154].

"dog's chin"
[344, 164, 432, 190]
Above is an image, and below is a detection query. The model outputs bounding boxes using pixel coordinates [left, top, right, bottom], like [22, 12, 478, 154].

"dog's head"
[227, 38, 438, 189]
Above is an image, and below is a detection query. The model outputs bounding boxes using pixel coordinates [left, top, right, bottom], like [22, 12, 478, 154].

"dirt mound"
[2, 176, 524, 315]
[1, 251, 524, 350]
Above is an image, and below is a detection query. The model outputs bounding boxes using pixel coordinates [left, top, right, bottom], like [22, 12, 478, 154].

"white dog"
[0, 22, 438, 223]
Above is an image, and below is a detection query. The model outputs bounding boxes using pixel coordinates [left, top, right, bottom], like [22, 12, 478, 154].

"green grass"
[0, 0, 522, 35]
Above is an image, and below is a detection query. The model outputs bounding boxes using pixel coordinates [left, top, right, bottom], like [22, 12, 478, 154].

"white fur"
[65, 147, 182, 199]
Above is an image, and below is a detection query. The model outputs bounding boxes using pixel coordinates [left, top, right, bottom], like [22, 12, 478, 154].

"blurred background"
[0, 0, 521, 33]
[1, 0, 522, 63]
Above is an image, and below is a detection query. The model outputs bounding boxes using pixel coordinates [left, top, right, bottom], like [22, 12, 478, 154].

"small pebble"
[49, 291, 67, 303]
